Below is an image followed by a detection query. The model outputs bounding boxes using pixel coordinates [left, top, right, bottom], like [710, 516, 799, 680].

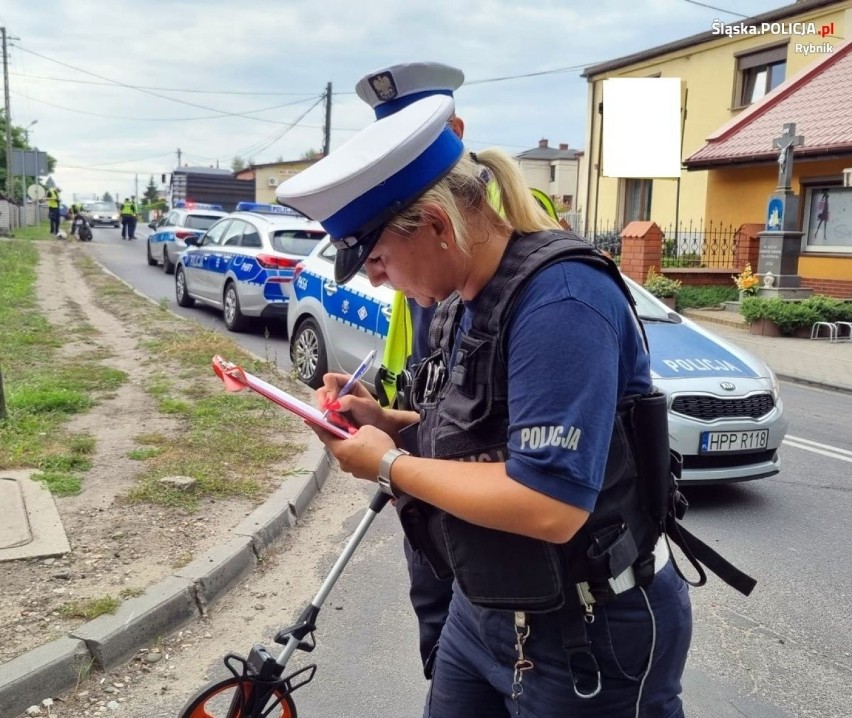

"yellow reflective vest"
[378, 184, 559, 406]
[46, 188, 60, 209]
[120, 201, 136, 216]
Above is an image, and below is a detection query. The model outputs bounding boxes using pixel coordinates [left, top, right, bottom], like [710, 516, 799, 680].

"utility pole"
[176, 147, 182, 167]
[2, 27, 15, 197]
[322, 82, 332, 157]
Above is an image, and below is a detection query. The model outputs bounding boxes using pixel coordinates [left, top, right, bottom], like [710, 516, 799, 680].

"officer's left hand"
[310, 424, 395, 482]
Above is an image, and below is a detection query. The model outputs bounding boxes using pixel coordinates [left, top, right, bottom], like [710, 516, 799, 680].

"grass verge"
[0, 235, 309, 511]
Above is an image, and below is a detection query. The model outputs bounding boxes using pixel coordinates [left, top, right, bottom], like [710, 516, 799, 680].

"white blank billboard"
[602, 78, 682, 178]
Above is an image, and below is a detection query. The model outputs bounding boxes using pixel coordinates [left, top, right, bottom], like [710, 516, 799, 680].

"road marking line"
[783, 435, 852, 463]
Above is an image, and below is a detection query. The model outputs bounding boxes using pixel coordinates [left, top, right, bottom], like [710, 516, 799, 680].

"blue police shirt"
[408, 299, 437, 366]
[461, 260, 651, 513]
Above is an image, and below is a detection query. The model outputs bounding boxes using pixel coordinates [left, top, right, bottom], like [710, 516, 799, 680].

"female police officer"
[276, 95, 692, 717]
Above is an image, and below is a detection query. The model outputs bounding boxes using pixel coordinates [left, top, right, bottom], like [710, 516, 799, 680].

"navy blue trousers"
[424, 561, 692, 718]
[404, 538, 454, 675]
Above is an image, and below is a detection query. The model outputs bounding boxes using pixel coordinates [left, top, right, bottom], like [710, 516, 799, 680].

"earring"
[440, 242, 448, 250]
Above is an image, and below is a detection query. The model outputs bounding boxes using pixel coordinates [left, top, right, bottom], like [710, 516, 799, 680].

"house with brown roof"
[686, 38, 852, 297]
[581, 0, 852, 295]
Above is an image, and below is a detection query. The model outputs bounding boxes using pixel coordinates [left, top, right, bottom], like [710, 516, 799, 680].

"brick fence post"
[733, 223, 763, 271]
[620, 221, 663, 284]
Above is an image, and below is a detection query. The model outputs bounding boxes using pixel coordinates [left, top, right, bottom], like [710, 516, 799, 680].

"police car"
[287, 240, 788, 484]
[147, 202, 229, 274]
[287, 240, 391, 394]
[175, 202, 328, 332]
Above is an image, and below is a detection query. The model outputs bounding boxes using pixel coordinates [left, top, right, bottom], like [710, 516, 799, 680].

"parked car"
[84, 201, 120, 228]
[175, 202, 327, 332]
[287, 240, 788, 484]
[288, 240, 391, 394]
[147, 202, 228, 274]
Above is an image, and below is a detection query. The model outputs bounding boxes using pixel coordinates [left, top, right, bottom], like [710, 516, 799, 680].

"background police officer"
[120, 197, 137, 239]
[354, 61, 563, 679]
[46, 186, 62, 235]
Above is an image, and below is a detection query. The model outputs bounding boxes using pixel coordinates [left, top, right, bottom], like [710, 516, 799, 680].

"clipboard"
[212, 355, 355, 440]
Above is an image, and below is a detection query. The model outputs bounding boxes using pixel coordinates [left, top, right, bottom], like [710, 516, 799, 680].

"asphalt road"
[80, 227, 852, 717]
[84, 223, 293, 371]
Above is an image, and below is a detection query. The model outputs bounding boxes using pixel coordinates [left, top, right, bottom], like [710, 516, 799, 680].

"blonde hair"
[386, 148, 561, 255]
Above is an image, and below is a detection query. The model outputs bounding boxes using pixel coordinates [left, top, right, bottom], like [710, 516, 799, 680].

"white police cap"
[276, 94, 463, 283]
[356, 61, 464, 120]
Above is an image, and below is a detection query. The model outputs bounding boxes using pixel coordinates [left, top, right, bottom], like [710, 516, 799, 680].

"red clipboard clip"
[212, 355, 356, 439]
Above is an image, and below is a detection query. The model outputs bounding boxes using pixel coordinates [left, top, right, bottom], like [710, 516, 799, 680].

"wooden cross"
[772, 123, 804, 191]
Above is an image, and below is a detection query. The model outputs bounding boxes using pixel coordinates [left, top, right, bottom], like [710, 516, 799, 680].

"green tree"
[143, 176, 159, 204]
[0, 110, 57, 202]
[301, 148, 322, 160]
[231, 156, 246, 172]
[102, 192, 114, 203]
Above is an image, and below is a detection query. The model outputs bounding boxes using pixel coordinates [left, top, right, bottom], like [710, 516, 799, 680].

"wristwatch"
[377, 448, 409, 498]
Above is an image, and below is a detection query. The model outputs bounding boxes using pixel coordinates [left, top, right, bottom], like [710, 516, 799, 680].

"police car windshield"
[185, 215, 224, 230]
[624, 277, 677, 323]
[90, 202, 115, 211]
[272, 230, 327, 256]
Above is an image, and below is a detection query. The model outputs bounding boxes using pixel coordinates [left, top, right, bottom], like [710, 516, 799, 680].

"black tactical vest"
[398, 230, 665, 612]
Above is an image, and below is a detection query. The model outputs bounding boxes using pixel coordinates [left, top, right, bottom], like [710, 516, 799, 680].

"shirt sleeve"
[503, 263, 625, 512]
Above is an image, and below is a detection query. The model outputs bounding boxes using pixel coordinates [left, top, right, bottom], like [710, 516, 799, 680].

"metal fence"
[579, 220, 741, 268]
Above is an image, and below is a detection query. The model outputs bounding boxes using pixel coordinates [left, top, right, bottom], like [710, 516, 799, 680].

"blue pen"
[322, 349, 377, 419]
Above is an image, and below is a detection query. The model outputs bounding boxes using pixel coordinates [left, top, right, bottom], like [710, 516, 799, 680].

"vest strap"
[665, 520, 757, 596]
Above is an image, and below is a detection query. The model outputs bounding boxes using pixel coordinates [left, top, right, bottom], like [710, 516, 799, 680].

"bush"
[739, 294, 852, 335]
[643, 267, 682, 298]
[677, 284, 739, 309]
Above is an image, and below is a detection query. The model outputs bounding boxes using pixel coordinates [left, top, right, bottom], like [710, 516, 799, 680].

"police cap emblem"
[369, 72, 398, 101]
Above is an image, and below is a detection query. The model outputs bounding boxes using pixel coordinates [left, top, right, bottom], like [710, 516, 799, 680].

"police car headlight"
[769, 369, 780, 399]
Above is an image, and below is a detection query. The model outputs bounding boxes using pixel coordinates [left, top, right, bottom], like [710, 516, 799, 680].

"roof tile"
[686, 39, 852, 166]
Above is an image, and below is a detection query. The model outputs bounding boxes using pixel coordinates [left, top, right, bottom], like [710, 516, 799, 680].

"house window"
[620, 179, 653, 223]
[735, 44, 787, 107]
[803, 184, 852, 252]
[550, 165, 556, 182]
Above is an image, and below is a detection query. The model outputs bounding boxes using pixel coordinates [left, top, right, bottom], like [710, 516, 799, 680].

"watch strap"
[378, 448, 409, 497]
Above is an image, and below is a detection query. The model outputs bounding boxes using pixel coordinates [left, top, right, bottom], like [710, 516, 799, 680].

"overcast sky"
[4, 0, 785, 200]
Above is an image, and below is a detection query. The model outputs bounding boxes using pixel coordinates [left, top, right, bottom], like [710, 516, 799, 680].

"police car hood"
[644, 317, 771, 383]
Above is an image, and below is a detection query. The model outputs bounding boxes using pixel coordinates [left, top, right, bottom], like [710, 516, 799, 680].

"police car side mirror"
[184, 236, 201, 247]
[148, 222, 157, 230]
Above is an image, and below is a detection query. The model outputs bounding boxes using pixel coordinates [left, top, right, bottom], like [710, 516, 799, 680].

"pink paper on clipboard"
[212, 355, 354, 439]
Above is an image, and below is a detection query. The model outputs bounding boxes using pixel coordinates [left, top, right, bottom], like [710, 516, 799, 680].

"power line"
[11, 44, 317, 125]
[12, 89, 323, 123]
[679, 0, 749, 18]
[70, 152, 175, 169]
[234, 95, 325, 159]
[10, 71, 320, 97]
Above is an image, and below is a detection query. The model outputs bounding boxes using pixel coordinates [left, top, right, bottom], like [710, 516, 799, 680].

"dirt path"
[0, 241, 306, 673]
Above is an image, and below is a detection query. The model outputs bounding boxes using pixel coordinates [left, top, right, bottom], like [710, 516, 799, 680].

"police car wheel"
[175, 267, 195, 308]
[147, 241, 158, 266]
[163, 248, 176, 275]
[223, 282, 248, 332]
[291, 318, 327, 389]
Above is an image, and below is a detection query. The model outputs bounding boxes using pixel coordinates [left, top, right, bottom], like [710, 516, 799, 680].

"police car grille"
[670, 393, 775, 420]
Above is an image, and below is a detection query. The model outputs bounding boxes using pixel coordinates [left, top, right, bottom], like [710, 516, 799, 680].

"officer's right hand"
[317, 373, 384, 430]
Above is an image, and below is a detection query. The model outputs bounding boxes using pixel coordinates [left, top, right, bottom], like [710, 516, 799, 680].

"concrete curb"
[0, 438, 334, 718]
